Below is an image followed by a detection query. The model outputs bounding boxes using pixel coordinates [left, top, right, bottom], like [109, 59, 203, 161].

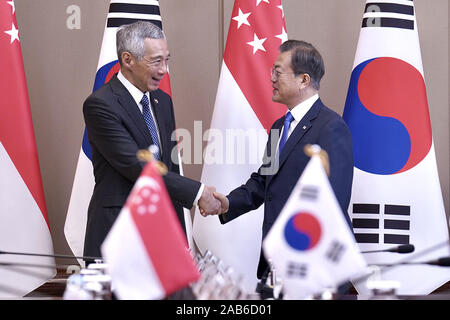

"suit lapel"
[110, 75, 154, 146]
[266, 99, 323, 185]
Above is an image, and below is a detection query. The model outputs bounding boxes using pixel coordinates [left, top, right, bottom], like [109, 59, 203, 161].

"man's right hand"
[198, 186, 221, 216]
[212, 192, 229, 215]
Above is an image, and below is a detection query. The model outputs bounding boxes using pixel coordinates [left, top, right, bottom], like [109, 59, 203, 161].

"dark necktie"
[141, 94, 161, 160]
[278, 111, 294, 156]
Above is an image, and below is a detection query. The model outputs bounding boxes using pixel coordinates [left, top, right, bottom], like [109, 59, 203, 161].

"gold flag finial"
[304, 144, 330, 176]
[136, 149, 168, 176]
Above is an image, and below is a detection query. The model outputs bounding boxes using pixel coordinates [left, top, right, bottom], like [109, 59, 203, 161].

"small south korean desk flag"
[263, 145, 367, 299]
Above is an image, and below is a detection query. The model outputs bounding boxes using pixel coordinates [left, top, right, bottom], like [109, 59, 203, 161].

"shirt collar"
[117, 70, 148, 107]
[289, 93, 319, 122]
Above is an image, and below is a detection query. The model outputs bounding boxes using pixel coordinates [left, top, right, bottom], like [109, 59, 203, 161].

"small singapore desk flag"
[101, 160, 200, 299]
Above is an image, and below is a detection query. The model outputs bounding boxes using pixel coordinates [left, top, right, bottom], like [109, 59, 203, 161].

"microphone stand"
[0, 250, 102, 263]
[0, 261, 77, 270]
[255, 267, 274, 299]
[349, 239, 450, 289]
[361, 244, 415, 254]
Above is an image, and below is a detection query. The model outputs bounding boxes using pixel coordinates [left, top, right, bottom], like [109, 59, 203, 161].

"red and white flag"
[0, 1, 55, 297]
[101, 162, 200, 299]
[192, 0, 287, 291]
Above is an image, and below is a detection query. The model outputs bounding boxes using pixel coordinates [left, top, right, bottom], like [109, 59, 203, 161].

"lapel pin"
[153, 98, 159, 104]
[303, 125, 307, 130]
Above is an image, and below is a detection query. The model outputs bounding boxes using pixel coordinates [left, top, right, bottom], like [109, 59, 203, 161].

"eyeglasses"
[270, 66, 294, 79]
[142, 56, 170, 69]
[270, 67, 309, 80]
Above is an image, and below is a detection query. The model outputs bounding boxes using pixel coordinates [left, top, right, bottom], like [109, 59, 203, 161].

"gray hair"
[116, 21, 165, 65]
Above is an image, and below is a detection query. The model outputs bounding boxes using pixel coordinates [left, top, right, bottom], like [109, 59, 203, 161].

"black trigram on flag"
[362, 0, 415, 30]
[299, 185, 319, 201]
[106, 0, 163, 29]
[351, 203, 411, 245]
[326, 240, 346, 263]
[286, 262, 308, 279]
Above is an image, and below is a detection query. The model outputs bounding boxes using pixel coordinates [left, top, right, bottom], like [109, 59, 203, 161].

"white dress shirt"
[277, 94, 319, 154]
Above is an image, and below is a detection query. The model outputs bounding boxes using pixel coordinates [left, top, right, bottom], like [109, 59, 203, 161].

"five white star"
[277, 5, 284, 17]
[233, 2, 288, 55]
[5, 22, 19, 43]
[275, 26, 288, 43]
[7, 0, 15, 14]
[247, 33, 267, 54]
[134, 188, 160, 215]
[232, 8, 251, 29]
[256, 0, 269, 7]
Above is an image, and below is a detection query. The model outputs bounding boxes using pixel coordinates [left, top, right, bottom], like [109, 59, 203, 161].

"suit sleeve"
[83, 95, 144, 183]
[218, 123, 280, 224]
[318, 118, 354, 224]
[163, 171, 201, 209]
[160, 92, 201, 209]
[219, 170, 266, 224]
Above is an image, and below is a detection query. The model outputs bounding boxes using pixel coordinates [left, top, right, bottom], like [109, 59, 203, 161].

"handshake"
[198, 186, 229, 217]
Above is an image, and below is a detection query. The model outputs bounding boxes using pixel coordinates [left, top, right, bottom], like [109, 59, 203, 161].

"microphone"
[361, 244, 415, 254]
[348, 240, 450, 289]
[373, 256, 450, 267]
[0, 249, 102, 262]
[428, 257, 450, 266]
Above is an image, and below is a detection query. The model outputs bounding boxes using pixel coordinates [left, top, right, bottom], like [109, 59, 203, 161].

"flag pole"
[304, 144, 330, 176]
[136, 149, 168, 176]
